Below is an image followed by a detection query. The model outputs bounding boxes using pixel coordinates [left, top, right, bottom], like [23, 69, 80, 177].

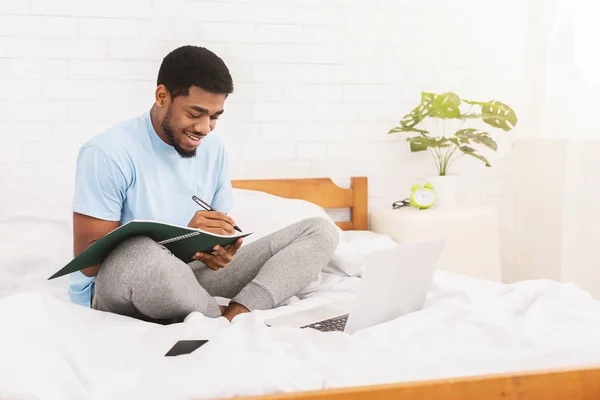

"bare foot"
[219, 305, 227, 315]
[222, 302, 249, 322]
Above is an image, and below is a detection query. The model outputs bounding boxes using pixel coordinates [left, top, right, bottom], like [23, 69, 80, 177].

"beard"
[160, 109, 196, 159]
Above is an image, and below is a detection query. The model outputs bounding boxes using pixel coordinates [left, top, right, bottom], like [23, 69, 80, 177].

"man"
[69, 45, 339, 323]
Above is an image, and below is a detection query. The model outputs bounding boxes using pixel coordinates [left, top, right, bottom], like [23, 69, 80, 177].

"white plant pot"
[421, 174, 458, 208]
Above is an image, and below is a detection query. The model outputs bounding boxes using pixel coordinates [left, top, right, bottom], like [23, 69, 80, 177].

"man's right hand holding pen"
[187, 210, 238, 236]
[191, 195, 242, 232]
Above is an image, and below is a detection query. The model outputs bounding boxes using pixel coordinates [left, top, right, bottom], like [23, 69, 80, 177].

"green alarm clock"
[409, 183, 437, 210]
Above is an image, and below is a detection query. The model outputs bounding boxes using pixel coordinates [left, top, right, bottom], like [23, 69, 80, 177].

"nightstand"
[370, 206, 502, 282]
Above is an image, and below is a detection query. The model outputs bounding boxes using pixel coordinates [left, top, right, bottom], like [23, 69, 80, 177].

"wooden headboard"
[231, 176, 368, 231]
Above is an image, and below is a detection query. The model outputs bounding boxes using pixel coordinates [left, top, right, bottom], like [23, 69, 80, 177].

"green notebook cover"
[48, 220, 252, 280]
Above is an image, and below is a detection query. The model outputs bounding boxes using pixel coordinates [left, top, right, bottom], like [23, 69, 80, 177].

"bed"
[235, 177, 600, 400]
[1, 175, 600, 400]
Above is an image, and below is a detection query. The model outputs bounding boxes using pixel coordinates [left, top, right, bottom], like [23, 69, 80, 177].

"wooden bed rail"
[231, 176, 368, 231]
[241, 365, 600, 400]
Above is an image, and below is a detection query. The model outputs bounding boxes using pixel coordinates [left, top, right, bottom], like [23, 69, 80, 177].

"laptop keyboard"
[301, 314, 349, 332]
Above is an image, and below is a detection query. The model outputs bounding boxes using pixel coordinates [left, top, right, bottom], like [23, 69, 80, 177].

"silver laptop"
[265, 237, 446, 334]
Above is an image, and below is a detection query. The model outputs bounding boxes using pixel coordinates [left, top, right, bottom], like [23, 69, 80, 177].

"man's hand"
[187, 210, 236, 235]
[192, 238, 243, 270]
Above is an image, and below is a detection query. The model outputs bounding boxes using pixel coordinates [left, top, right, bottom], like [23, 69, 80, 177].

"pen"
[192, 195, 242, 232]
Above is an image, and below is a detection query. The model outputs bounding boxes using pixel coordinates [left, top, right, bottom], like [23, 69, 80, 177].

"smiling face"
[154, 85, 226, 158]
[150, 45, 234, 158]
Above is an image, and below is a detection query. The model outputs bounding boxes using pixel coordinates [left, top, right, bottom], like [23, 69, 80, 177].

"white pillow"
[323, 230, 399, 277]
[229, 188, 345, 245]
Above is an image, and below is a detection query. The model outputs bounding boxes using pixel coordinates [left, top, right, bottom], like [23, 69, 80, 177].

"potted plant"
[388, 91, 518, 206]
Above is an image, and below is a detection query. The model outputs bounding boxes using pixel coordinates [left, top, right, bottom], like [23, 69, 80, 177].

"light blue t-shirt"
[68, 111, 234, 307]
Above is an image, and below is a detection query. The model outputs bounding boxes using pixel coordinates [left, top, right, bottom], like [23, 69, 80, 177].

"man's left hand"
[192, 238, 243, 270]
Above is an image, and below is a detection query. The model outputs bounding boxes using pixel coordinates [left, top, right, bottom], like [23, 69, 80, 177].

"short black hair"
[157, 45, 234, 98]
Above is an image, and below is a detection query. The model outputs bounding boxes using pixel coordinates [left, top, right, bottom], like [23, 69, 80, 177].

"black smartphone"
[164, 340, 208, 357]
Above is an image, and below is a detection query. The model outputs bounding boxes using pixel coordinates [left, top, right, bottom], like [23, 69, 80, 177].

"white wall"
[513, 138, 600, 298]
[0, 0, 535, 280]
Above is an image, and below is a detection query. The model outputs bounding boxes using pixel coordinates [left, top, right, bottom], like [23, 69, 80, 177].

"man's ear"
[155, 84, 170, 108]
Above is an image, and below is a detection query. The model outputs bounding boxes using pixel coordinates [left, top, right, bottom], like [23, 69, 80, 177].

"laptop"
[265, 237, 446, 334]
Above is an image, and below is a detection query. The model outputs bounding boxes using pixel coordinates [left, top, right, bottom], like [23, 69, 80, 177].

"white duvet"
[2, 229, 600, 400]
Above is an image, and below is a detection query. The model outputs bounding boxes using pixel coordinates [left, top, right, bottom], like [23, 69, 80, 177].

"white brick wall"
[0, 0, 536, 280]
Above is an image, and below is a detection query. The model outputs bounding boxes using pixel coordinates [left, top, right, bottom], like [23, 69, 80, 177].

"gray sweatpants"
[91, 217, 339, 323]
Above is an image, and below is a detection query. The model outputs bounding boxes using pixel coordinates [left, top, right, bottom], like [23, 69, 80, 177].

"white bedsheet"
[2, 230, 600, 400]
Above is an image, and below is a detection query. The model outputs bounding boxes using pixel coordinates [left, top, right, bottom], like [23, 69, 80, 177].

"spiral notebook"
[48, 220, 252, 280]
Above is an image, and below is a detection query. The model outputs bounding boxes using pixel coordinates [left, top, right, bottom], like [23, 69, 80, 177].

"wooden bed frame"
[232, 176, 368, 231]
[231, 176, 600, 400]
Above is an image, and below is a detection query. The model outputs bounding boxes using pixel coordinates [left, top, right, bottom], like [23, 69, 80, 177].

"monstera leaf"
[388, 125, 428, 135]
[454, 128, 497, 151]
[399, 92, 436, 128]
[407, 135, 451, 152]
[463, 100, 518, 131]
[392, 91, 463, 134]
[459, 145, 491, 167]
[429, 92, 461, 119]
